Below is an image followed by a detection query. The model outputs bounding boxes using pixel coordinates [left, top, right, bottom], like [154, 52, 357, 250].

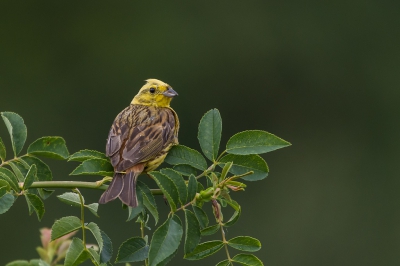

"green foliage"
[1, 109, 290, 266]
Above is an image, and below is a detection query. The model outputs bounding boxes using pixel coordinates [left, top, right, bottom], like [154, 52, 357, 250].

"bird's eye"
[149, 88, 156, 93]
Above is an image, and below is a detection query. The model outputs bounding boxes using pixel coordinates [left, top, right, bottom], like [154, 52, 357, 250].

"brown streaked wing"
[109, 106, 176, 172]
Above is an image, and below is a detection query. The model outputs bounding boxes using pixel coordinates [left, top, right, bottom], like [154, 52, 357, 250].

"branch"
[25, 181, 163, 195]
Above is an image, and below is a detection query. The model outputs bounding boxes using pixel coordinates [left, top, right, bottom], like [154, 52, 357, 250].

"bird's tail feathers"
[99, 171, 140, 208]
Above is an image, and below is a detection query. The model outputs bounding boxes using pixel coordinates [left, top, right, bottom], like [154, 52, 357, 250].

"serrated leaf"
[23, 164, 37, 190]
[127, 190, 144, 222]
[70, 158, 113, 176]
[51, 216, 81, 241]
[220, 154, 269, 181]
[226, 130, 291, 155]
[184, 209, 201, 254]
[0, 137, 6, 162]
[87, 247, 100, 264]
[232, 254, 264, 266]
[173, 164, 197, 176]
[187, 174, 197, 203]
[161, 168, 187, 205]
[137, 181, 158, 224]
[68, 149, 108, 162]
[86, 222, 103, 251]
[198, 109, 222, 161]
[216, 259, 230, 266]
[57, 192, 82, 207]
[100, 230, 113, 264]
[157, 248, 178, 266]
[201, 224, 220, 236]
[0, 186, 7, 198]
[38, 188, 54, 200]
[25, 193, 44, 221]
[64, 238, 90, 266]
[1, 112, 27, 157]
[148, 215, 183, 266]
[22, 155, 53, 181]
[192, 205, 209, 229]
[0, 179, 10, 192]
[0, 193, 15, 214]
[116, 237, 149, 263]
[27, 137, 69, 160]
[0, 167, 19, 192]
[184, 240, 224, 260]
[8, 161, 25, 182]
[86, 203, 99, 217]
[224, 207, 241, 227]
[228, 236, 261, 252]
[149, 171, 179, 212]
[165, 145, 207, 170]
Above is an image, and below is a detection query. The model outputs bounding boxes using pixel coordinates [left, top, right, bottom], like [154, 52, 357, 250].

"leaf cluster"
[1, 109, 290, 266]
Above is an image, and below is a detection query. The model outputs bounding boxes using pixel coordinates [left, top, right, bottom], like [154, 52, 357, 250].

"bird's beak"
[163, 87, 178, 98]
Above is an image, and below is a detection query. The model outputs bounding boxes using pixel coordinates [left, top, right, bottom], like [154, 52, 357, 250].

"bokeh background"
[1, 1, 399, 265]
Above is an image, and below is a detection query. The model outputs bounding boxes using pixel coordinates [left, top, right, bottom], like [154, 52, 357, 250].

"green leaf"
[187, 174, 197, 203]
[184, 240, 224, 260]
[184, 209, 201, 254]
[0, 137, 6, 162]
[64, 238, 90, 266]
[37, 260, 50, 266]
[0, 167, 19, 192]
[226, 130, 291, 155]
[220, 154, 269, 181]
[1, 112, 27, 157]
[86, 222, 103, 251]
[8, 161, 25, 182]
[87, 247, 100, 264]
[127, 190, 144, 222]
[100, 230, 113, 264]
[27, 137, 69, 160]
[68, 149, 108, 162]
[216, 259, 230, 266]
[137, 181, 158, 224]
[25, 193, 45, 221]
[0, 179, 10, 192]
[57, 192, 82, 207]
[157, 248, 178, 266]
[161, 168, 188, 205]
[198, 109, 222, 161]
[23, 164, 37, 190]
[21, 155, 53, 181]
[192, 205, 209, 228]
[173, 164, 197, 176]
[165, 145, 207, 170]
[70, 158, 114, 176]
[220, 161, 233, 181]
[0, 193, 15, 214]
[148, 215, 183, 266]
[38, 188, 54, 200]
[201, 224, 220, 236]
[86, 203, 99, 217]
[228, 236, 261, 252]
[149, 171, 179, 212]
[6, 261, 31, 266]
[0, 186, 7, 198]
[232, 254, 264, 266]
[116, 237, 149, 263]
[51, 216, 81, 241]
[224, 206, 241, 227]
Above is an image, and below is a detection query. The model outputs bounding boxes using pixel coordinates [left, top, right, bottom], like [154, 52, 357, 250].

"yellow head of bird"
[131, 79, 178, 107]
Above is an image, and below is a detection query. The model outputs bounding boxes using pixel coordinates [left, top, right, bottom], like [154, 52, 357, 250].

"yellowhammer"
[99, 79, 179, 207]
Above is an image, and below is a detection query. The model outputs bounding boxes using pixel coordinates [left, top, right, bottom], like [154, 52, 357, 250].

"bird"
[99, 79, 179, 207]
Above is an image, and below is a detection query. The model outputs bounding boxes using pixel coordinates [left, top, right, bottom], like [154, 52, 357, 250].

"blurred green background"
[1, 0, 399, 265]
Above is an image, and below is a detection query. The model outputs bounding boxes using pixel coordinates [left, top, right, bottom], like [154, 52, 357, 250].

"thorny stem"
[140, 220, 149, 266]
[73, 189, 86, 247]
[220, 224, 233, 265]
